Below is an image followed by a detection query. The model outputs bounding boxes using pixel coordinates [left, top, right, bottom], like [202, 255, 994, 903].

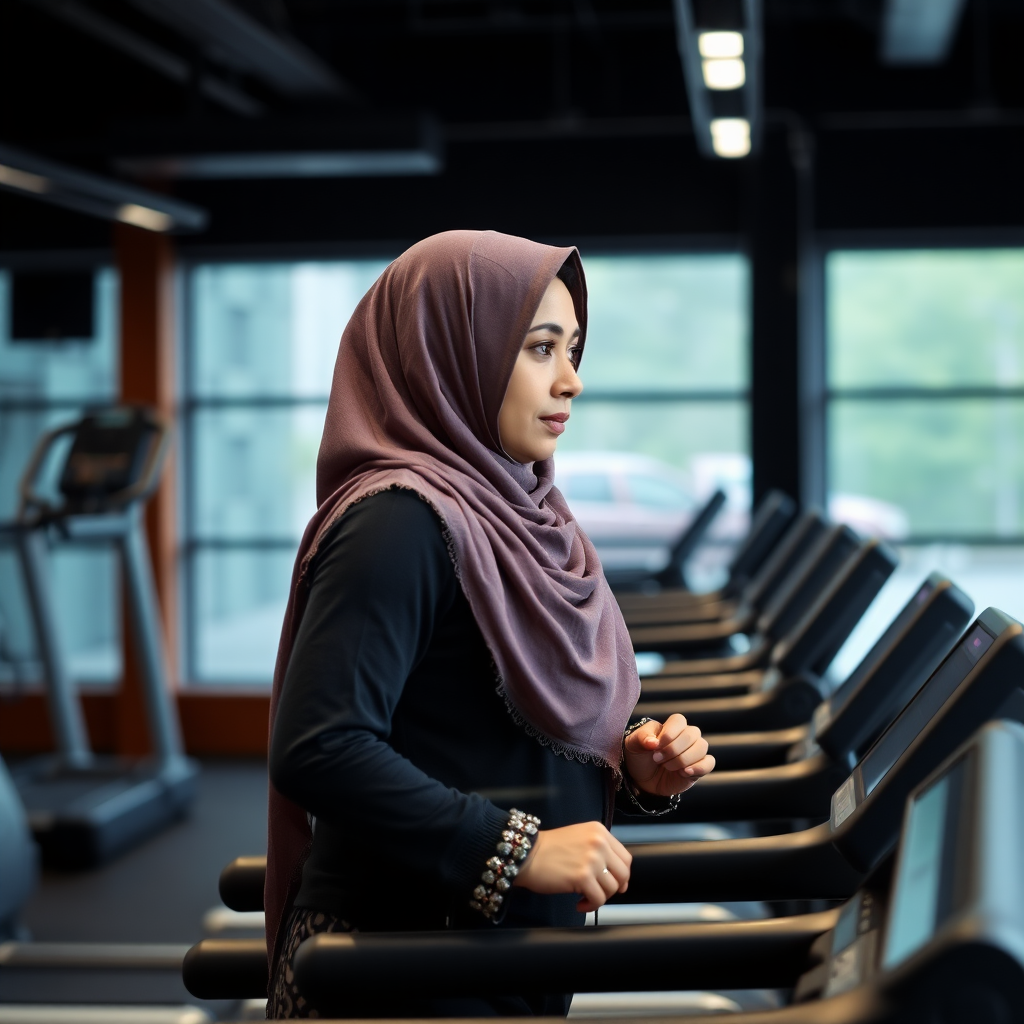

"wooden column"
[115, 224, 178, 756]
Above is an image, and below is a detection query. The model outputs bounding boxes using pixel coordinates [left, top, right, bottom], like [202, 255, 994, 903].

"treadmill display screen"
[882, 756, 968, 969]
[829, 582, 934, 718]
[860, 623, 993, 797]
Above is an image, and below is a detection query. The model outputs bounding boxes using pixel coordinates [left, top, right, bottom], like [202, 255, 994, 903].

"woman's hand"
[624, 714, 716, 797]
[513, 821, 632, 913]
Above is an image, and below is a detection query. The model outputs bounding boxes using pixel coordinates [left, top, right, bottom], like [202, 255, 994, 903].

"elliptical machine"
[3, 406, 199, 869]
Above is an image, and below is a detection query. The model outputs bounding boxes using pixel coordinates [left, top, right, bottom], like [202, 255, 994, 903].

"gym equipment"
[615, 488, 796, 611]
[0, 756, 38, 941]
[606, 488, 727, 592]
[2, 407, 198, 868]
[270, 719, 1024, 1024]
[630, 524, 864, 659]
[637, 572, 970, 734]
[697, 575, 974, 769]
[621, 607, 1024, 903]
[621, 507, 822, 630]
[652, 487, 727, 589]
[632, 537, 896, 722]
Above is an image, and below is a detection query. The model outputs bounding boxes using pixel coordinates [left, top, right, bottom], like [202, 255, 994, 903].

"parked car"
[553, 451, 748, 581]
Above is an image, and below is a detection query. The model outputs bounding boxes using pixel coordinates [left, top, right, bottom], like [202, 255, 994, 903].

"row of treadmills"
[3, 480, 1024, 1022]
[172, 489, 1024, 1022]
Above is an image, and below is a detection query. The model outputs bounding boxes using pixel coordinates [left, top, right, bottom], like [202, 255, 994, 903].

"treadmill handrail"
[290, 912, 840, 1005]
[18, 407, 171, 522]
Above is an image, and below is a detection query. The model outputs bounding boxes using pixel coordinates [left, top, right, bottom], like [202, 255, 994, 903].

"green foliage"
[828, 250, 1024, 536]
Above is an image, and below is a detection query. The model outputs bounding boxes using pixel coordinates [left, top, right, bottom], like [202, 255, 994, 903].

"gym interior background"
[1, 0, 1023, 995]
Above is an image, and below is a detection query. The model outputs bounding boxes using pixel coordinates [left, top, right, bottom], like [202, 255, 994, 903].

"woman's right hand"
[512, 821, 632, 913]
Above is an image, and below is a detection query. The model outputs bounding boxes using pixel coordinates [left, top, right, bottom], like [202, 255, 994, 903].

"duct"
[881, 0, 968, 66]
[0, 143, 209, 233]
[126, 0, 351, 98]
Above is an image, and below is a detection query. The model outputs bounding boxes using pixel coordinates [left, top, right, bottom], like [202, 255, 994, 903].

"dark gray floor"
[22, 759, 268, 944]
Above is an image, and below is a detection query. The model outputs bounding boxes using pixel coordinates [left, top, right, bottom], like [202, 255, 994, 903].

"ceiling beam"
[0, 143, 208, 232]
[24, 0, 263, 117]
[126, 0, 352, 99]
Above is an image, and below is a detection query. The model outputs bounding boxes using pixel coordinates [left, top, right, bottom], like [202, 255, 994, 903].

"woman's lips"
[540, 413, 569, 435]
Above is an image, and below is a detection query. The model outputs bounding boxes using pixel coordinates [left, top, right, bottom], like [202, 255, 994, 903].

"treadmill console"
[830, 619, 995, 830]
[882, 752, 972, 970]
[798, 719, 1024, 1016]
[59, 408, 162, 508]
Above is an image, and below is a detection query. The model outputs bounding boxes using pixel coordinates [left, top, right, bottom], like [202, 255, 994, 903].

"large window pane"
[191, 549, 295, 683]
[191, 405, 327, 540]
[827, 250, 1024, 389]
[190, 261, 391, 398]
[829, 398, 1024, 537]
[582, 254, 748, 392]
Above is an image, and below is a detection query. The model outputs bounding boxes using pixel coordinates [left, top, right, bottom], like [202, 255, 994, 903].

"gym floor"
[21, 759, 268, 945]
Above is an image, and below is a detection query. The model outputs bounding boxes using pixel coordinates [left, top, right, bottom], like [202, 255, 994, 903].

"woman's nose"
[556, 358, 583, 398]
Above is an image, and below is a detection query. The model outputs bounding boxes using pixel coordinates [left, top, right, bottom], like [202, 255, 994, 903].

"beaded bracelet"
[469, 808, 540, 920]
[622, 717, 683, 816]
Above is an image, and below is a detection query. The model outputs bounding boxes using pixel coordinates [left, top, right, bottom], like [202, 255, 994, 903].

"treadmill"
[632, 537, 897, 724]
[196, 718, 1024, 1023]
[606, 488, 726, 592]
[634, 529, 884, 690]
[620, 607, 1024, 904]
[621, 507, 823, 629]
[615, 488, 796, 614]
[3, 407, 199, 868]
[638, 573, 966, 733]
[700, 574, 974, 770]
[186, 604, 1018, 932]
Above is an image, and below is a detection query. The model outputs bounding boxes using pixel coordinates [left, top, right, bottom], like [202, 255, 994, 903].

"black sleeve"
[269, 487, 509, 899]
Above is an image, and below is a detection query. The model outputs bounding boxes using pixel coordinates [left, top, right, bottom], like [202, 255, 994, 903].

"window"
[0, 267, 121, 687]
[561, 473, 615, 504]
[182, 260, 391, 684]
[825, 248, 1024, 681]
[184, 252, 750, 685]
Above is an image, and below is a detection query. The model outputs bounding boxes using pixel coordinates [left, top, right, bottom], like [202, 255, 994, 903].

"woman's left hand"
[623, 715, 716, 797]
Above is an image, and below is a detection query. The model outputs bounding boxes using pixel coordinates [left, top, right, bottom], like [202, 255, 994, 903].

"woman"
[266, 230, 715, 1018]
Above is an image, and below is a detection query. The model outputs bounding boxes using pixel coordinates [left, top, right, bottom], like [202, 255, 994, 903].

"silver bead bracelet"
[469, 807, 540, 920]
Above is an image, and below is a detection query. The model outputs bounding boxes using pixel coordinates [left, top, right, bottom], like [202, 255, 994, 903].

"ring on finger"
[602, 867, 609, 875]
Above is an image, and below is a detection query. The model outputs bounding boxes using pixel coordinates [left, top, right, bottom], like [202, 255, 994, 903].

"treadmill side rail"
[624, 822, 865, 903]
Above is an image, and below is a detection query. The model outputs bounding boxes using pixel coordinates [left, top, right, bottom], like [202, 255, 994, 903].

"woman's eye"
[533, 342, 555, 356]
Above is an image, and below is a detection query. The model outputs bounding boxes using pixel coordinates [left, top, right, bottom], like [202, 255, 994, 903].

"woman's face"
[498, 276, 583, 464]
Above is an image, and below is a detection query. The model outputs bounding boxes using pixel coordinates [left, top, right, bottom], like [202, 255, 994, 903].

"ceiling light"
[116, 204, 175, 232]
[710, 118, 751, 158]
[0, 163, 51, 194]
[698, 31, 744, 59]
[702, 58, 746, 90]
[0, 142, 207, 232]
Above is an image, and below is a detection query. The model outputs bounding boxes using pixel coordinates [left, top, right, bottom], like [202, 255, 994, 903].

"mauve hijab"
[265, 229, 641, 974]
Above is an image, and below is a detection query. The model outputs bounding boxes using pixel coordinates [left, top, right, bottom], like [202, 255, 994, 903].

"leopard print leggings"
[268, 906, 353, 1019]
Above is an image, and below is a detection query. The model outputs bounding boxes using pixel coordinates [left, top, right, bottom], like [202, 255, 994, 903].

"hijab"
[265, 229, 641, 974]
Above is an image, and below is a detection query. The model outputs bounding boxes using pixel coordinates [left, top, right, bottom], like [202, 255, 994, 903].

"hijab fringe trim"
[303, 482, 624, 782]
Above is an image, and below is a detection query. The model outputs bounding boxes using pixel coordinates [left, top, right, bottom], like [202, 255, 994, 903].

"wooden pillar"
[114, 224, 178, 756]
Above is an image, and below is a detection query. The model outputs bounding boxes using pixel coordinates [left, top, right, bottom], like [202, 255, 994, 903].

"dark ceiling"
[2, 0, 1023, 250]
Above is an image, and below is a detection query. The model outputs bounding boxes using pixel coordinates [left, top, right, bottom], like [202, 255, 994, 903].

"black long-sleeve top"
[269, 487, 616, 935]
